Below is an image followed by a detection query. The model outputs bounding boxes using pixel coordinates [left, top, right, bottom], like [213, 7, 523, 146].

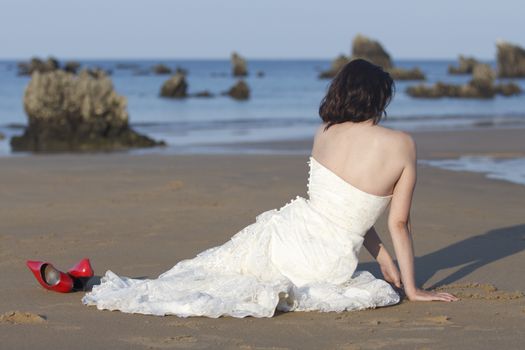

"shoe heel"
[68, 258, 94, 278]
[72, 276, 91, 291]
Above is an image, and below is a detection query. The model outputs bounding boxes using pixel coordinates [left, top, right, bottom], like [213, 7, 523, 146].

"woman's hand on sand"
[379, 258, 402, 288]
[406, 288, 459, 302]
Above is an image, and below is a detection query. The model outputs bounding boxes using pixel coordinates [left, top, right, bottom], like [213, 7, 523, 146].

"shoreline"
[206, 127, 525, 158]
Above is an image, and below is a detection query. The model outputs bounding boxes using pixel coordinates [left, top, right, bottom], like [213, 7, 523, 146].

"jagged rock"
[448, 56, 479, 74]
[225, 80, 250, 100]
[352, 35, 426, 80]
[152, 64, 172, 75]
[471, 64, 495, 89]
[406, 63, 521, 99]
[160, 72, 188, 98]
[11, 69, 162, 152]
[192, 90, 214, 98]
[497, 41, 525, 77]
[17, 57, 60, 76]
[318, 55, 350, 79]
[320, 35, 425, 80]
[63, 61, 81, 74]
[0, 132, 5, 141]
[351, 34, 392, 69]
[231, 52, 248, 76]
[388, 67, 425, 80]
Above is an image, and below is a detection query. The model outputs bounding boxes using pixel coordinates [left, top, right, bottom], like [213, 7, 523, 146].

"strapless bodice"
[307, 157, 391, 235]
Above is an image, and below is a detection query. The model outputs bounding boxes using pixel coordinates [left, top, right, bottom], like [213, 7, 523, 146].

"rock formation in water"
[497, 41, 525, 78]
[152, 64, 172, 75]
[351, 34, 393, 69]
[192, 90, 214, 98]
[319, 35, 425, 80]
[318, 55, 350, 79]
[225, 80, 250, 100]
[17, 57, 82, 75]
[11, 69, 162, 152]
[160, 72, 188, 98]
[0, 131, 5, 140]
[231, 52, 248, 77]
[406, 64, 521, 99]
[388, 67, 426, 80]
[17, 57, 60, 76]
[448, 56, 479, 74]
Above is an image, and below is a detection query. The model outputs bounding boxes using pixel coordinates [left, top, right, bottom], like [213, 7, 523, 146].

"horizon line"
[0, 55, 494, 61]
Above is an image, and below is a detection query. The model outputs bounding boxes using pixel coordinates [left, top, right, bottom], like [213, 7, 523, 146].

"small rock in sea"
[11, 69, 163, 152]
[192, 90, 214, 98]
[388, 67, 425, 80]
[448, 55, 479, 75]
[160, 72, 188, 98]
[225, 80, 250, 100]
[495, 82, 522, 96]
[0, 131, 5, 140]
[63, 60, 81, 74]
[152, 64, 172, 75]
[497, 40, 525, 77]
[407, 63, 521, 99]
[231, 52, 248, 77]
[256, 70, 265, 78]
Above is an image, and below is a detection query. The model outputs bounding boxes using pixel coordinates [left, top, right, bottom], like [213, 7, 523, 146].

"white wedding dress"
[82, 157, 400, 317]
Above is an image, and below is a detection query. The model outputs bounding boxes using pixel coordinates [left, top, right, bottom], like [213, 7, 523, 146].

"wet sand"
[0, 128, 524, 349]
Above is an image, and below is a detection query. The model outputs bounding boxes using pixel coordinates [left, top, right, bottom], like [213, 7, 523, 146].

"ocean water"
[1, 59, 525, 157]
[421, 157, 525, 186]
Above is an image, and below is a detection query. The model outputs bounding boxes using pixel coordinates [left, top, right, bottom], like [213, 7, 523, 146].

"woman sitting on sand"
[80, 58, 458, 317]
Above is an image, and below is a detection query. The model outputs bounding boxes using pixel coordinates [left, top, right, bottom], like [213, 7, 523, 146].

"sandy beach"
[1, 128, 524, 350]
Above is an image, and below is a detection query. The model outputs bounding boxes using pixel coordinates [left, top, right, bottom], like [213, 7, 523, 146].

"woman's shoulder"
[315, 122, 415, 150]
[374, 125, 415, 147]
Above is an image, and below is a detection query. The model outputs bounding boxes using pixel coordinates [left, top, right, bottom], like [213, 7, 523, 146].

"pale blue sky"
[0, 0, 523, 60]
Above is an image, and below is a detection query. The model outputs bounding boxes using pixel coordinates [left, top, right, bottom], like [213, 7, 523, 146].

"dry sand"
[0, 128, 524, 349]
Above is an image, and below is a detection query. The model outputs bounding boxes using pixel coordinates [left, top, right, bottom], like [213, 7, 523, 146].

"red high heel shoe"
[67, 258, 94, 291]
[26, 258, 95, 293]
[26, 261, 74, 293]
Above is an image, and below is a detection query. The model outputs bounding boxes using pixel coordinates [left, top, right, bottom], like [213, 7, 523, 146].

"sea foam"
[421, 156, 525, 186]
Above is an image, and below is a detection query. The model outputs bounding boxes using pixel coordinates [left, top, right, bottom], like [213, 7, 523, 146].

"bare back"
[311, 121, 415, 198]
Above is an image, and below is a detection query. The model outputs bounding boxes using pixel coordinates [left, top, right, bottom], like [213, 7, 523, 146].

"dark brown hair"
[319, 58, 394, 129]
